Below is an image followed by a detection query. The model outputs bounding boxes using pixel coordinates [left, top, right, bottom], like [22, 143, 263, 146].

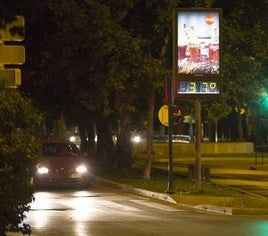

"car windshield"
[42, 143, 80, 157]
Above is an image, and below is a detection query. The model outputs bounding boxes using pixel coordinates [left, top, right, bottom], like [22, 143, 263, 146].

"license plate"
[71, 173, 81, 178]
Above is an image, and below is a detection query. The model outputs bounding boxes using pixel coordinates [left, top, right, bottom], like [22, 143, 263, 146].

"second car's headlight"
[37, 166, 49, 174]
[76, 165, 87, 174]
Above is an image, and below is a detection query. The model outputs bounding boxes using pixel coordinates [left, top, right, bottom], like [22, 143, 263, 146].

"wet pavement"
[6, 156, 268, 235]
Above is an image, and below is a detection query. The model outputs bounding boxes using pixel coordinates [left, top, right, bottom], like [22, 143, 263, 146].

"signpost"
[173, 8, 222, 191]
[166, 76, 174, 193]
[158, 77, 175, 193]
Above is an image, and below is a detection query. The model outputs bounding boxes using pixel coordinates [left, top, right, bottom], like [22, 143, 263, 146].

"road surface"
[21, 185, 268, 236]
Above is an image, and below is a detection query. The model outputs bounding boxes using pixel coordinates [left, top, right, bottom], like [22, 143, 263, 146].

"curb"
[193, 204, 232, 215]
[94, 175, 176, 204]
[94, 175, 268, 216]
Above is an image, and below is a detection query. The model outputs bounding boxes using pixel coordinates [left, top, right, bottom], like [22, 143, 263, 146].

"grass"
[93, 162, 268, 209]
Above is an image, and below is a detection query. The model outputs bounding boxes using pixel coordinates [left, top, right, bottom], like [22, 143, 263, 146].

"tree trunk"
[142, 32, 169, 179]
[96, 113, 116, 165]
[78, 115, 95, 154]
[115, 112, 132, 171]
[236, 107, 243, 141]
[52, 114, 67, 139]
[143, 88, 155, 180]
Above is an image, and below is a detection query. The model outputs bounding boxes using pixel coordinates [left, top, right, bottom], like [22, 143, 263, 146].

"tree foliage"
[214, 0, 268, 140]
[0, 83, 42, 235]
[10, 0, 268, 163]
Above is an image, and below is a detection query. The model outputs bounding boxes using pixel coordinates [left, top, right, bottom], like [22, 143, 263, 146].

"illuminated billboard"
[175, 9, 221, 76]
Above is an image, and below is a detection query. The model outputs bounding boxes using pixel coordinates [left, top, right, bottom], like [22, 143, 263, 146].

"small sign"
[176, 80, 220, 98]
[0, 69, 21, 87]
[158, 105, 169, 126]
[0, 45, 25, 64]
[0, 15, 25, 41]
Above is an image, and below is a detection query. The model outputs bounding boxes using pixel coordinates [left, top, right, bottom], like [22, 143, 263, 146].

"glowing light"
[76, 165, 87, 174]
[69, 136, 76, 142]
[132, 135, 141, 143]
[28, 192, 52, 229]
[37, 166, 49, 174]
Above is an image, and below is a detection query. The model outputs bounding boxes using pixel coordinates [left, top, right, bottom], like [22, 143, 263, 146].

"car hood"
[38, 155, 88, 168]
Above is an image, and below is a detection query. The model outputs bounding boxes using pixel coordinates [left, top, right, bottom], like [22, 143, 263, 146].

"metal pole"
[166, 76, 174, 193]
[195, 99, 202, 192]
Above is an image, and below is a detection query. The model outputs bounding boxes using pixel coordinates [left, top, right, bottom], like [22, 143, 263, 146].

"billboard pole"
[195, 99, 202, 192]
[173, 8, 222, 192]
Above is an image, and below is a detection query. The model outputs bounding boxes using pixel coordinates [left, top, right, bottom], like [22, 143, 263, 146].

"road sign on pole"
[0, 45, 25, 64]
[0, 69, 21, 87]
[158, 105, 169, 126]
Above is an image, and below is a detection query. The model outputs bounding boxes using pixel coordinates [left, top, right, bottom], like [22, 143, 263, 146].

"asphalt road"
[16, 185, 268, 236]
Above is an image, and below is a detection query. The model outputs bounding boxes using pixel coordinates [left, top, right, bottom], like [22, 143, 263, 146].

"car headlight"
[132, 135, 142, 143]
[37, 166, 49, 174]
[76, 165, 87, 174]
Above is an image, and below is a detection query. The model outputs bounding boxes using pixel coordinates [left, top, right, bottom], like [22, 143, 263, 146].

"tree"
[216, 0, 268, 141]
[21, 0, 147, 170]
[18, 0, 268, 171]
[0, 82, 42, 235]
[22, 0, 118, 153]
[120, 0, 178, 179]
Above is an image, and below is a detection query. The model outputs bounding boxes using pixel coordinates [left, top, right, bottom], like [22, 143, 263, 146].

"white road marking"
[130, 199, 183, 211]
[98, 200, 142, 212]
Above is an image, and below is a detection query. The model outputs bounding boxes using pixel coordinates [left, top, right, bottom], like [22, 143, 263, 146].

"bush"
[0, 85, 42, 235]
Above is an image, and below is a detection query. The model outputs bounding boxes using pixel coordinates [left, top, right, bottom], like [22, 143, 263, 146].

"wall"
[152, 142, 254, 157]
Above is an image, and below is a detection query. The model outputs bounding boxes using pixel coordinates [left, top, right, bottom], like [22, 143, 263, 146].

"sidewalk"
[149, 156, 268, 198]
[121, 156, 268, 215]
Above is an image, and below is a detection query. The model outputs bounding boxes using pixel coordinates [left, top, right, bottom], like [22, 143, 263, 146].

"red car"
[33, 140, 91, 188]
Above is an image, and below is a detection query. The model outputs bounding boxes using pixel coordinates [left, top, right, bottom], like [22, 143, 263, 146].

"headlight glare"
[37, 166, 49, 174]
[132, 135, 141, 143]
[76, 165, 87, 174]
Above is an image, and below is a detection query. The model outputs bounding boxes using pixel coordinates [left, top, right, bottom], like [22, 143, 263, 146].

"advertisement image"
[177, 10, 220, 75]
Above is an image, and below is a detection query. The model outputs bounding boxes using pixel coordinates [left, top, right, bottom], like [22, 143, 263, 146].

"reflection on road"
[21, 188, 268, 236]
[26, 190, 101, 235]
[27, 192, 51, 229]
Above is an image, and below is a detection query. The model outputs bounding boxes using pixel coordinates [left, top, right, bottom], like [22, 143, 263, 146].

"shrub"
[0, 84, 42, 235]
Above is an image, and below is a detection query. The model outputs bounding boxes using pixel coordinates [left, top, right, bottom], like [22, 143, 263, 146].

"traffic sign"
[0, 15, 24, 41]
[0, 45, 25, 64]
[0, 69, 21, 87]
[158, 105, 169, 126]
